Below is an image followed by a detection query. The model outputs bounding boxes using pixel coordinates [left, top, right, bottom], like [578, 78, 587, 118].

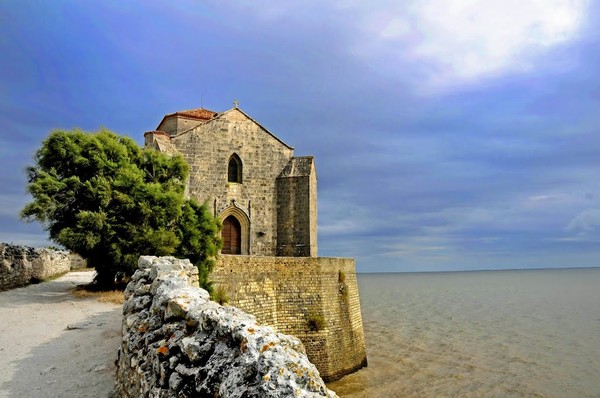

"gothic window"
[228, 154, 242, 183]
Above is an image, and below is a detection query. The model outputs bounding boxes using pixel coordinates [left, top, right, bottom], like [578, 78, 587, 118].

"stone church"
[144, 104, 317, 257]
[143, 103, 367, 382]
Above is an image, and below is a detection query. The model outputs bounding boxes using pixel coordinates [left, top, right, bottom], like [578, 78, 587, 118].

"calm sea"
[327, 268, 600, 397]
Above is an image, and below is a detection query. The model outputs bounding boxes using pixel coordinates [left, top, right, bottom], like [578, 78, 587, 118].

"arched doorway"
[222, 215, 242, 255]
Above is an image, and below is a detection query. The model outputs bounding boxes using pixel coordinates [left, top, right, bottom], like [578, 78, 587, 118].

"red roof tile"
[170, 108, 218, 121]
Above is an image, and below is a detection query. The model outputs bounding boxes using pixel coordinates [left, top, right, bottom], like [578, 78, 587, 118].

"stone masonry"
[212, 256, 368, 382]
[117, 256, 337, 397]
[0, 243, 71, 291]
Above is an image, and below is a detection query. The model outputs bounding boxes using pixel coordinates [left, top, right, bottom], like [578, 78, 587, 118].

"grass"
[338, 270, 346, 283]
[338, 270, 349, 300]
[307, 311, 326, 332]
[72, 284, 125, 304]
[211, 285, 229, 305]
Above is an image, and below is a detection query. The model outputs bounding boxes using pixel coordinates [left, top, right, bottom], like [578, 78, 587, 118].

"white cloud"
[354, 0, 589, 89]
[209, 0, 589, 90]
[566, 208, 600, 232]
[319, 219, 363, 235]
[381, 234, 452, 259]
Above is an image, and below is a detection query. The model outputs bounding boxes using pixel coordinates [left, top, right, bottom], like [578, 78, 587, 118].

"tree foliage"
[21, 129, 222, 288]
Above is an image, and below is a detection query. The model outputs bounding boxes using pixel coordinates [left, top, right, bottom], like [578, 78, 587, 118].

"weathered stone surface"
[0, 243, 71, 291]
[116, 256, 337, 397]
[68, 252, 88, 270]
[212, 255, 368, 382]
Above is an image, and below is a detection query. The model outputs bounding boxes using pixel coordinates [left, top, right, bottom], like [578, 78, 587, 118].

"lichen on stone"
[116, 256, 337, 398]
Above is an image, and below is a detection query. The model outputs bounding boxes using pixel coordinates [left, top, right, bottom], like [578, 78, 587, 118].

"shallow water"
[328, 268, 600, 397]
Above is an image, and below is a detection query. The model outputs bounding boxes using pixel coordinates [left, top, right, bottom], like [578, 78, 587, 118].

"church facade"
[144, 104, 317, 257]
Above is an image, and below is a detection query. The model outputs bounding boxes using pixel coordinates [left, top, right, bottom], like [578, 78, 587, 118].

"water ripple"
[328, 269, 600, 398]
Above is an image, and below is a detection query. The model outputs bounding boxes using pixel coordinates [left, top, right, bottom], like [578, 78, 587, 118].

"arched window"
[228, 154, 242, 183]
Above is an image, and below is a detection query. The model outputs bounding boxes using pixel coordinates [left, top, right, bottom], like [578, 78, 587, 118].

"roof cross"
[233, 99, 239, 108]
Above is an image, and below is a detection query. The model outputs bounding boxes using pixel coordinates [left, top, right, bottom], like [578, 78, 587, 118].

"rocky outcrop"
[0, 243, 71, 291]
[116, 256, 337, 398]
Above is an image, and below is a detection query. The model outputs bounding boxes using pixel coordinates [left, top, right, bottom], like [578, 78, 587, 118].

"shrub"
[211, 285, 229, 305]
[307, 311, 326, 332]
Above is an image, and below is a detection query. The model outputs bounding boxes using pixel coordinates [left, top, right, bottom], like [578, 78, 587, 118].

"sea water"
[327, 268, 600, 397]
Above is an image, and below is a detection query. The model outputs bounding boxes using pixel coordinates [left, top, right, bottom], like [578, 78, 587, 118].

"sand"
[0, 271, 122, 398]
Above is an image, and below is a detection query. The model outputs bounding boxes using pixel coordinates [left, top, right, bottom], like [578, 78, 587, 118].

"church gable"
[189, 107, 294, 151]
[145, 104, 316, 257]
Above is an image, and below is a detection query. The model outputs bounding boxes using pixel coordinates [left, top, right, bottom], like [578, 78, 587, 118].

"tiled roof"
[168, 108, 218, 121]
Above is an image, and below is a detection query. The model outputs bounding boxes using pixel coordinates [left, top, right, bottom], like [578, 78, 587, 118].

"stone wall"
[212, 256, 368, 382]
[0, 243, 71, 291]
[170, 109, 295, 256]
[276, 157, 318, 257]
[117, 256, 337, 397]
[68, 252, 88, 270]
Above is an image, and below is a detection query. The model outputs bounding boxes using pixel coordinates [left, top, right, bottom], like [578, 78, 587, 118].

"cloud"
[197, 0, 590, 94]
[350, 0, 589, 90]
[566, 209, 600, 233]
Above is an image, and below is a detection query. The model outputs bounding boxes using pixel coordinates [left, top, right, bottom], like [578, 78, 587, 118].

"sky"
[1, 0, 600, 273]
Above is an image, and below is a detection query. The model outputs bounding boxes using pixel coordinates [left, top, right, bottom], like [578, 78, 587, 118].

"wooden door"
[222, 215, 241, 255]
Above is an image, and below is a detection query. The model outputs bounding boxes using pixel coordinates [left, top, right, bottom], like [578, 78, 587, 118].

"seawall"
[212, 255, 368, 382]
[0, 243, 72, 291]
[116, 256, 338, 397]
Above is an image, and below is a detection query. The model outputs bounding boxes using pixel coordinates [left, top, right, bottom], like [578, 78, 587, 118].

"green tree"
[21, 129, 222, 288]
[176, 199, 222, 292]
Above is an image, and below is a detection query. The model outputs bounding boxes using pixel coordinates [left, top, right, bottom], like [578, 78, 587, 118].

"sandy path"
[0, 271, 122, 398]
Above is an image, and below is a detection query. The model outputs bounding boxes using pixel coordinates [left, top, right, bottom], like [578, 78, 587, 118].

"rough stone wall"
[158, 117, 178, 135]
[276, 157, 318, 257]
[0, 243, 71, 291]
[117, 256, 337, 398]
[168, 109, 295, 256]
[68, 253, 88, 270]
[158, 115, 207, 136]
[212, 256, 368, 382]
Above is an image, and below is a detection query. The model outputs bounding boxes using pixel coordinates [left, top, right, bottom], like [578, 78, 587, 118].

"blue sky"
[2, 0, 600, 272]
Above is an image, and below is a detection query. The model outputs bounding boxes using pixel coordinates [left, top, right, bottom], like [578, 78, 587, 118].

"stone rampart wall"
[0, 243, 71, 291]
[212, 256, 368, 382]
[116, 256, 337, 397]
